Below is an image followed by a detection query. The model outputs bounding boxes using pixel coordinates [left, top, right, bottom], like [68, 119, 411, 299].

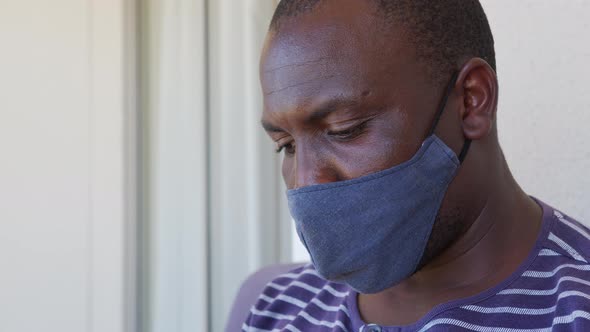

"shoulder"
[452, 205, 590, 330]
[526, 205, 590, 287]
[515, 206, 590, 326]
[226, 263, 304, 332]
[242, 264, 353, 331]
[542, 207, 590, 266]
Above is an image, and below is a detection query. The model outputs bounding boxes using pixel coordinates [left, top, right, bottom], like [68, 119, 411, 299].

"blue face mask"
[286, 73, 471, 294]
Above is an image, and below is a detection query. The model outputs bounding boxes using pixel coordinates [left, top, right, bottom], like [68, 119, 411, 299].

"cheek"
[281, 156, 295, 187]
[329, 132, 418, 179]
[279, 128, 421, 187]
[328, 110, 425, 178]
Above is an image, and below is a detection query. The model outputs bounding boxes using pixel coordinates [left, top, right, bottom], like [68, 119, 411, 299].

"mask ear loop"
[427, 71, 472, 164]
[457, 139, 472, 163]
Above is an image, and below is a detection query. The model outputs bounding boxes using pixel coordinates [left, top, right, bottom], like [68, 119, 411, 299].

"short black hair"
[270, 0, 496, 84]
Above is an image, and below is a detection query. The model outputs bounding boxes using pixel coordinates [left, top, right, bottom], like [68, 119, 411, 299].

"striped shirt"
[243, 199, 590, 331]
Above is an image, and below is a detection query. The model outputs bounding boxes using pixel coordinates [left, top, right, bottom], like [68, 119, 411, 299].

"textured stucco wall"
[482, 0, 590, 222]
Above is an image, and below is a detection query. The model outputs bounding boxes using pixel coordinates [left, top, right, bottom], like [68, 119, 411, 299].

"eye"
[276, 141, 296, 156]
[327, 121, 370, 141]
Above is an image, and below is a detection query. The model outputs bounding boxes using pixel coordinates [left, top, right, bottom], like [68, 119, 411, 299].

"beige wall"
[0, 1, 129, 331]
[482, 0, 590, 222]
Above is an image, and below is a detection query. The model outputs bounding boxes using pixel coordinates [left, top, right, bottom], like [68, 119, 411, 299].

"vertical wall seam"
[136, 0, 144, 330]
[204, 0, 213, 330]
[175, 1, 183, 330]
[137, 0, 151, 330]
[86, 0, 94, 331]
[123, 0, 141, 330]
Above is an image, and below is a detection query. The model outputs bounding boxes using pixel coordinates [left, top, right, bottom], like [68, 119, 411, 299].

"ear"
[456, 58, 498, 140]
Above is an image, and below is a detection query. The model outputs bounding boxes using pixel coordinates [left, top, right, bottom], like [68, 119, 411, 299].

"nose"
[291, 147, 340, 189]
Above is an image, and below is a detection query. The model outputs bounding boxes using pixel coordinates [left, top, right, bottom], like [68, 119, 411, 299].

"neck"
[358, 154, 543, 326]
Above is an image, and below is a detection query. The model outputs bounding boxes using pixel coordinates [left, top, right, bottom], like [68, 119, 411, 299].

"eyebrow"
[261, 97, 361, 133]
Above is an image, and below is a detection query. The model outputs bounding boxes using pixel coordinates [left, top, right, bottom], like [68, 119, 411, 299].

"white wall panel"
[0, 1, 129, 331]
[207, 0, 292, 330]
[89, 1, 128, 331]
[142, 0, 209, 331]
[0, 2, 89, 331]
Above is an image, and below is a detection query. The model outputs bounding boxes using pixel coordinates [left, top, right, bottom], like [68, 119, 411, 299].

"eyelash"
[275, 121, 369, 155]
[276, 143, 295, 155]
[327, 121, 369, 141]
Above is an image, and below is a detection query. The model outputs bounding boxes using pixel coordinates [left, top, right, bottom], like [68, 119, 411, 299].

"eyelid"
[327, 117, 373, 134]
[325, 121, 370, 143]
[275, 136, 295, 153]
[328, 114, 377, 129]
[275, 134, 291, 142]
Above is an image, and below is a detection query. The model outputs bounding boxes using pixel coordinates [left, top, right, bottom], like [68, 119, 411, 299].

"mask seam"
[432, 137, 460, 166]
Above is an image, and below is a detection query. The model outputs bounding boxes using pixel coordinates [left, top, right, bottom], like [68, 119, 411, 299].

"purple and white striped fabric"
[242, 199, 590, 331]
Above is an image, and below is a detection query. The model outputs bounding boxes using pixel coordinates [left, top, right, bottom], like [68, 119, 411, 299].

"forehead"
[260, 1, 424, 118]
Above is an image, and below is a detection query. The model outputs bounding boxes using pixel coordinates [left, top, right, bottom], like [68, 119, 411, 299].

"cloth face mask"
[286, 73, 471, 294]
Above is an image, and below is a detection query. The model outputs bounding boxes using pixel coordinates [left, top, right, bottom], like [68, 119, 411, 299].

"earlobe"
[457, 58, 498, 141]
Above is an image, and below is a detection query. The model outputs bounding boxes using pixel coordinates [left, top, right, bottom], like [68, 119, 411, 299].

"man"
[242, 0, 590, 331]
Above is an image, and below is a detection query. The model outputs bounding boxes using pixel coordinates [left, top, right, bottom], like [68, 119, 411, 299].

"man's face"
[260, 1, 460, 189]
